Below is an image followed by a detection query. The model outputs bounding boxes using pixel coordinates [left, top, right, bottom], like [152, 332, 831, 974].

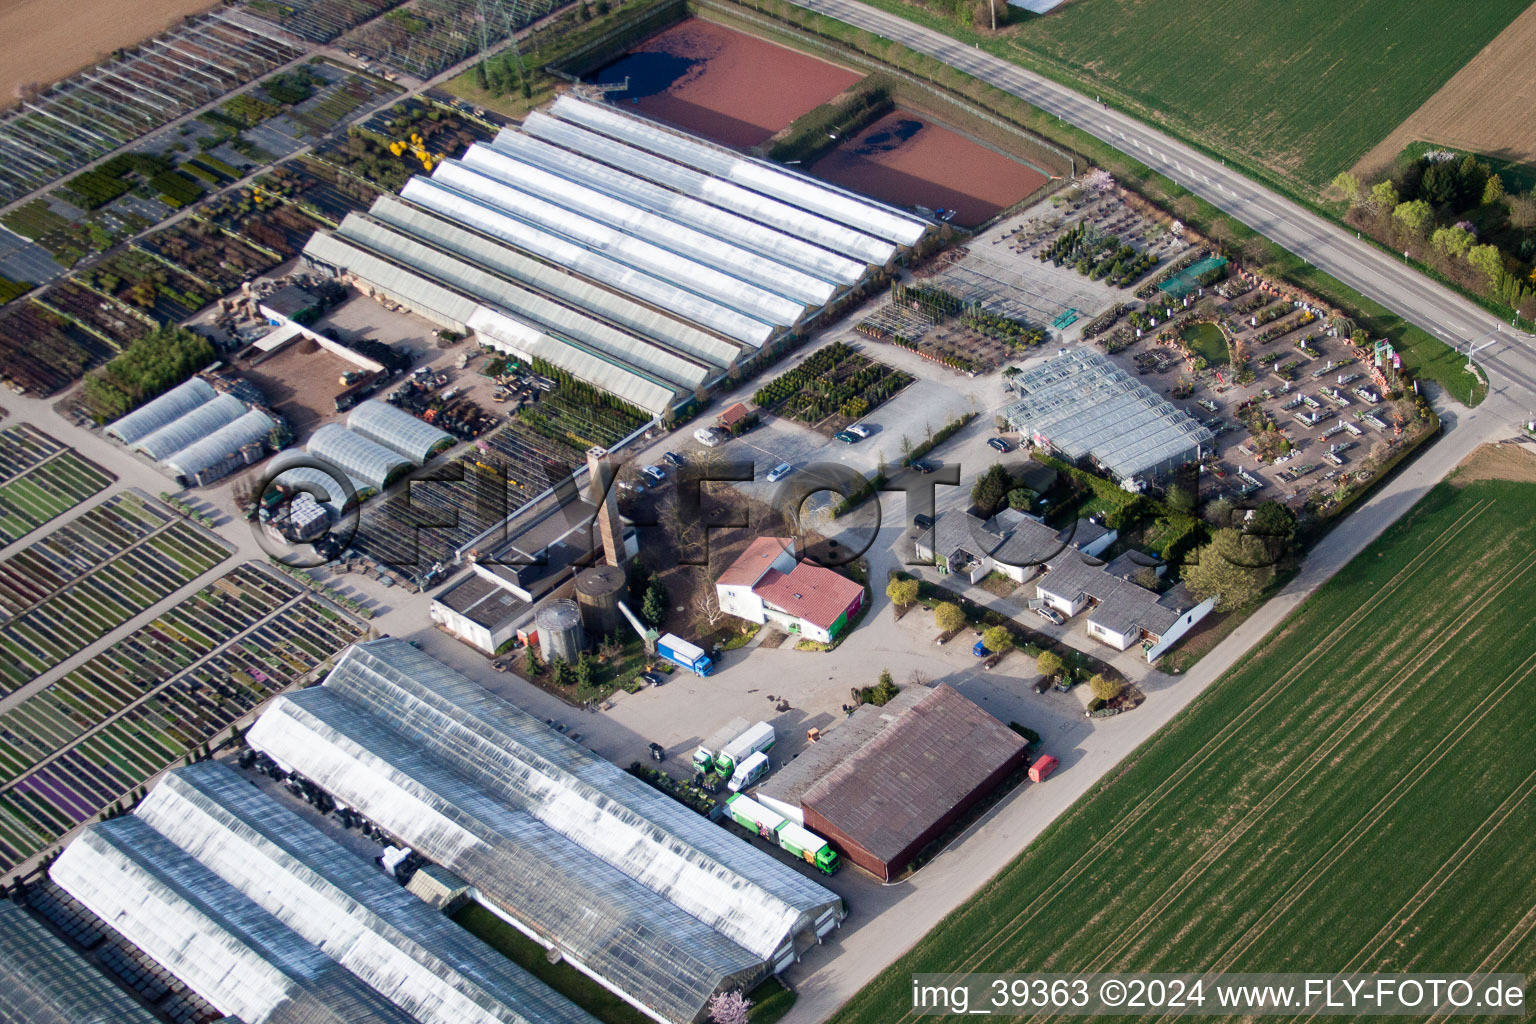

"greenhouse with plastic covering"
[307, 422, 414, 492]
[48, 762, 598, 1024]
[0, 901, 160, 1024]
[162, 408, 276, 487]
[133, 393, 248, 462]
[105, 376, 218, 444]
[246, 639, 845, 1024]
[346, 400, 455, 464]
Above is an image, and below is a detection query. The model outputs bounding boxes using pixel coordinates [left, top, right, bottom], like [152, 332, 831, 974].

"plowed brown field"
[1352, 0, 1536, 177]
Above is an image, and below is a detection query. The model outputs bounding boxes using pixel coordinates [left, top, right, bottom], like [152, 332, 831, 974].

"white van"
[727, 750, 771, 792]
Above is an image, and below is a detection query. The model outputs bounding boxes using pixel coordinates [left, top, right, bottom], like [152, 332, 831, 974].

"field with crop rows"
[985, 0, 1530, 192]
[0, 426, 115, 546]
[0, 563, 367, 870]
[834, 470, 1536, 1024]
[0, 517, 232, 692]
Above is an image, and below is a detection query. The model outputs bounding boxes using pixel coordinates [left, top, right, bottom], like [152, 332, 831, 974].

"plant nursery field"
[990, 0, 1530, 191]
[0, 562, 367, 871]
[833, 463, 1536, 1023]
[0, 513, 232, 693]
[0, 425, 115, 546]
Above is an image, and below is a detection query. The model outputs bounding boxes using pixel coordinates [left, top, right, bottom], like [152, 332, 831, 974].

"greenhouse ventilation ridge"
[302, 95, 929, 417]
[244, 638, 845, 1024]
[1004, 350, 1215, 487]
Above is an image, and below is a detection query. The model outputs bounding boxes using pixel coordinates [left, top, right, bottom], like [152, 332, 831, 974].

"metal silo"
[575, 565, 626, 638]
[536, 599, 585, 663]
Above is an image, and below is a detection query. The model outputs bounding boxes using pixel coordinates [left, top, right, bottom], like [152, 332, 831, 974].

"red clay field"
[591, 18, 861, 149]
[831, 454, 1536, 1023]
[809, 110, 1048, 227]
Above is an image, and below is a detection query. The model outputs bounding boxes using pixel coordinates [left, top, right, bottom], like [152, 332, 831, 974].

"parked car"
[847, 423, 872, 438]
[909, 460, 936, 474]
[663, 451, 685, 467]
[972, 639, 991, 658]
[913, 513, 935, 530]
[643, 465, 667, 484]
[833, 431, 859, 444]
[766, 462, 794, 483]
[988, 437, 1013, 453]
[1035, 606, 1066, 626]
[693, 426, 725, 447]
[619, 480, 646, 494]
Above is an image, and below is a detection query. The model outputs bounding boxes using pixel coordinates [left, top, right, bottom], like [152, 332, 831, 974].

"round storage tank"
[575, 565, 626, 638]
[536, 599, 585, 663]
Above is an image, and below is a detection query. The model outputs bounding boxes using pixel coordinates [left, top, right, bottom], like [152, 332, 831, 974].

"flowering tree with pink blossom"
[707, 990, 752, 1024]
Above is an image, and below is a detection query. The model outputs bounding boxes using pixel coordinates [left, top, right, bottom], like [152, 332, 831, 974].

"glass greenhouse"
[0, 901, 160, 1024]
[246, 639, 845, 1024]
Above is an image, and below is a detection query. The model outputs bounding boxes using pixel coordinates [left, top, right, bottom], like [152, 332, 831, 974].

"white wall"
[1145, 596, 1218, 663]
[1085, 618, 1136, 651]
[429, 600, 508, 655]
[718, 583, 765, 624]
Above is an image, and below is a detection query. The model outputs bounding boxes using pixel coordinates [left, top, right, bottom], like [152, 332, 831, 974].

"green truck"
[725, 793, 839, 875]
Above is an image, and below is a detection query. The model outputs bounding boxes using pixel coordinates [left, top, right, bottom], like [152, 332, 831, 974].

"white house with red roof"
[715, 538, 866, 644]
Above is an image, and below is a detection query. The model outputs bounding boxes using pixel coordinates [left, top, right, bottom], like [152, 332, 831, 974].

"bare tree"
[693, 587, 728, 630]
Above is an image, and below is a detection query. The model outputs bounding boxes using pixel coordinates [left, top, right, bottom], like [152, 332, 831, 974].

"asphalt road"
[785, 0, 1536, 404]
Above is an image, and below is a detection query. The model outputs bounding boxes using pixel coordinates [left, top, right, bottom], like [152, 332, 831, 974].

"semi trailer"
[725, 794, 840, 875]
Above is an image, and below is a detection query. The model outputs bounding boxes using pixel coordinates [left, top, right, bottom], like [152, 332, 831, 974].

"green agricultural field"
[881, 0, 1529, 193]
[835, 465, 1536, 1024]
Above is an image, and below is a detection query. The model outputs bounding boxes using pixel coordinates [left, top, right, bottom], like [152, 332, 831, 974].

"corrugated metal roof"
[304, 231, 482, 331]
[367, 196, 741, 368]
[346, 400, 453, 465]
[459, 144, 838, 307]
[521, 112, 895, 267]
[769, 684, 1026, 864]
[51, 819, 422, 1024]
[106, 377, 218, 444]
[0, 901, 161, 1024]
[162, 408, 275, 480]
[548, 96, 931, 247]
[489, 129, 865, 286]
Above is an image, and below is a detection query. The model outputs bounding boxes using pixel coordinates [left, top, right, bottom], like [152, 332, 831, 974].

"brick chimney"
[586, 446, 623, 568]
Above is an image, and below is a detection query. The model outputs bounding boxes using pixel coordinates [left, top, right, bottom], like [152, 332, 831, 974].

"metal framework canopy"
[1005, 350, 1214, 487]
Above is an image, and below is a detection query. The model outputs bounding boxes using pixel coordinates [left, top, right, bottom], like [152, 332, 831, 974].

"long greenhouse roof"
[246, 691, 762, 1024]
[0, 900, 161, 1024]
[428, 159, 807, 328]
[106, 376, 218, 444]
[334, 215, 714, 389]
[488, 129, 865, 286]
[346, 399, 454, 465]
[1005, 351, 1215, 483]
[398, 177, 775, 347]
[307, 422, 413, 491]
[314, 640, 842, 959]
[521, 112, 894, 267]
[458, 143, 839, 306]
[136, 764, 599, 1024]
[367, 195, 742, 368]
[163, 409, 275, 479]
[547, 96, 931, 247]
[303, 232, 681, 415]
[52, 819, 421, 1024]
[135, 392, 248, 461]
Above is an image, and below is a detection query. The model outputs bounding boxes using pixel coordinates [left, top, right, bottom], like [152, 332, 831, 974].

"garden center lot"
[827, 449, 1536, 1023]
